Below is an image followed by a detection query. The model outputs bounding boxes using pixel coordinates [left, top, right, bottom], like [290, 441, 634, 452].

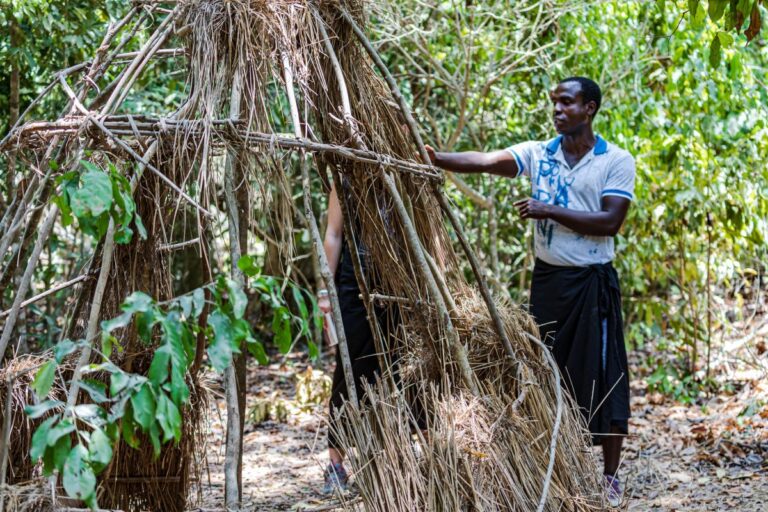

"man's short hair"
[559, 76, 602, 116]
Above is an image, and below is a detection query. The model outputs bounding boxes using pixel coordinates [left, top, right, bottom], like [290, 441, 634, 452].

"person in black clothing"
[317, 181, 389, 494]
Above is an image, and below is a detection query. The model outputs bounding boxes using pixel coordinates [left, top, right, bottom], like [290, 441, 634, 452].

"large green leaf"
[226, 278, 248, 319]
[88, 428, 113, 472]
[31, 360, 56, 398]
[62, 444, 97, 506]
[156, 393, 182, 444]
[148, 345, 171, 386]
[208, 310, 236, 372]
[30, 416, 59, 461]
[272, 307, 292, 354]
[708, 0, 728, 21]
[70, 167, 113, 218]
[129, 383, 156, 431]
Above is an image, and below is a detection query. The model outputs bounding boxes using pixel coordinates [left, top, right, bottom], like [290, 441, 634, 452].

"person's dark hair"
[559, 76, 602, 116]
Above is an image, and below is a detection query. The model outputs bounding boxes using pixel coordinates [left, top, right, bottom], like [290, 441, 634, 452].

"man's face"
[550, 81, 595, 135]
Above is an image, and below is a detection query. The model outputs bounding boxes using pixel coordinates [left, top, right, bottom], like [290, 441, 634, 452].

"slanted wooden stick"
[525, 332, 563, 512]
[315, 12, 389, 368]
[0, 205, 59, 360]
[0, 378, 13, 512]
[381, 172, 478, 395]
[281, 52, 358, 405]
[0, 273, 89, 319]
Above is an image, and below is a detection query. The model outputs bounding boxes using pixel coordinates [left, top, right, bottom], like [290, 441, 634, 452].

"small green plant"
[26, 268, 317, 508]
[53, 159, 146, 244]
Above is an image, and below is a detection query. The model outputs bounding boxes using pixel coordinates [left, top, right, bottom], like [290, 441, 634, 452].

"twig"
[223, 69, 244, 511]
[0, 274, 90, 319]
[315, 12, 389, 369]
[524, 332, 562, 512]
[158, 238, 200, 252]
[437, 193, 516, 360]
[381, 172, 477, 395]
[0, 378, 13, 512]
[0, 205, 59, 360]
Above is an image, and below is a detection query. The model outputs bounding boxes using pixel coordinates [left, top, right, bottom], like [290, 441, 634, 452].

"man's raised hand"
[424, 144, 437, 164]
[514, 198, 552, 220]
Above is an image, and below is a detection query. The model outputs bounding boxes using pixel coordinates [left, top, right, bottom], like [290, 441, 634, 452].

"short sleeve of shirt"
[602, 152, 636, 201]
[505, 141, 538, 177]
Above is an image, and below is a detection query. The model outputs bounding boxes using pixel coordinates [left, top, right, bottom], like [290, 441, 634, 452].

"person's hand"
[514, 198, 552, 220]
[424, 144, 437, 164]
[317, 290, 331, 315]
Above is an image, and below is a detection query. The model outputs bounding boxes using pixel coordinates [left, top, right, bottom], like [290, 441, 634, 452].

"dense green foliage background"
[2, 0, 766, 399]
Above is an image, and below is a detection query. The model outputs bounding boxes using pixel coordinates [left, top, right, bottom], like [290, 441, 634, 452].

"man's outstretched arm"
[425, 145, 520, 178]
[514, 196, 631, 237]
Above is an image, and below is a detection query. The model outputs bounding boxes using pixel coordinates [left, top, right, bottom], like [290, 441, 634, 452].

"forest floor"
[197, 317, 768, 512]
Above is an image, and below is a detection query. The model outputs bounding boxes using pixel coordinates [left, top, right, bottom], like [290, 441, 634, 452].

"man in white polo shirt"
[426, 77, 634, 506]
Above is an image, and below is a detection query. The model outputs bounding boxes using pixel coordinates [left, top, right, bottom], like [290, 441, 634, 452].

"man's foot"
[604, 474, 622, 507]
[322, 462, 349, 495]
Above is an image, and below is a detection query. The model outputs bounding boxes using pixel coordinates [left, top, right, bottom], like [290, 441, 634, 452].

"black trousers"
[530, 259, 630, 444]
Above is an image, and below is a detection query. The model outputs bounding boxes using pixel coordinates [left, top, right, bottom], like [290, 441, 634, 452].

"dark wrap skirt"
[530, 258, 630, 444]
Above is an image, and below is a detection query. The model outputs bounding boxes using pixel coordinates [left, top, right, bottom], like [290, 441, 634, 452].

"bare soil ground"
[197, 329, 767, 511]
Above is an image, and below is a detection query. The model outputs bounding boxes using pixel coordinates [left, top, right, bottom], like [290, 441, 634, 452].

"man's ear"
[586, 101, 597, 118]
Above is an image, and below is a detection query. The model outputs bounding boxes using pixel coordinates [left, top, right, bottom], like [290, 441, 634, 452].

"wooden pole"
[381, 172, 478, 394]
[281, 52, 358, 405]
[223, 71, 244, 510]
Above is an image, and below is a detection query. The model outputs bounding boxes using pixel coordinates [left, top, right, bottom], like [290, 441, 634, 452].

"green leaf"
[710, 35, 722, 67]
[31, 360, 56, 398]
[246, 339, 269, 365]
[307, 340, 319, 361]
[101, 311, 133, 333]
[80, 379, 109, 404]
[170, 362, 190, 405]
[70, 167, 113, 218]
[110, 371, 130, 396]
[121, 403, 140, 449]
[272, 307, 292, 354]
[54, 339, 78, 363]
[134, 213, 147, 240]
[708, 0, 728, 22]
[717, 30, 734, 46]
[121, 292, 154, 314]
[30, 416, 59, 461]
[148, 345, 171, 385]
[46, 418, 75, 446]
[690, 0, 707, 27]
[73, 404, 106, 425]
[114, 225, 133, 244]
[156, 393, 182, 444]
[191, 288, 206, 319]
[88, 428, 113, 472]
[149, 421, 162, 458]
[291, 285, 310, 334]
[62, 444, 96, 504]
[25, 400, 62, 419]
[129, 384, 156, 431]
[237, 255, 260, 277]
[208, 310, 236, 373]
[226, 278, 248, 319]
[44, 434, 71, 476]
